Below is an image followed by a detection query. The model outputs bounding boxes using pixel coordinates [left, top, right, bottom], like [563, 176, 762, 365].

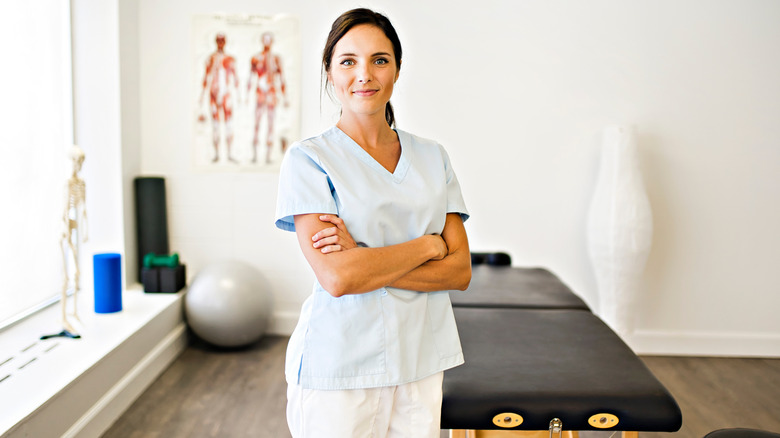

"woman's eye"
[340, 59, 354, 66]
[375, 58, 388, 65]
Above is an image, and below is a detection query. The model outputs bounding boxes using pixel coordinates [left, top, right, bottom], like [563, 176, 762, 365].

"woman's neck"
[337, 112, 401, 173]
[336, 112, 395, 151]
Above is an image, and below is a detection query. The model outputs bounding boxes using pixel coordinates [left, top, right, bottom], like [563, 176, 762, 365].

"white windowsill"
[0, 284, 185, 437]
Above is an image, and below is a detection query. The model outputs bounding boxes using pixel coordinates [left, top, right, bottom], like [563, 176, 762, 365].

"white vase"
[587, 125, 653, 338]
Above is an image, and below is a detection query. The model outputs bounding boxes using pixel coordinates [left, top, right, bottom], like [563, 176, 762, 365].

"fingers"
[311, 226, 339, 242]
[313, 234, 340, 249]
[312, 226, 347, 253]
[319, 244, 342, 254]
[312, 215, 358, 252]
[319, 214, 346, 227]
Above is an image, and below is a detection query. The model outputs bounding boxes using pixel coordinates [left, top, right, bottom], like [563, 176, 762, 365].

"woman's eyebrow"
[336, 51, 392, 58]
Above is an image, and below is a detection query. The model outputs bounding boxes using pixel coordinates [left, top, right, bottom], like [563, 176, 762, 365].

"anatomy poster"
[192, 14, 300, 172]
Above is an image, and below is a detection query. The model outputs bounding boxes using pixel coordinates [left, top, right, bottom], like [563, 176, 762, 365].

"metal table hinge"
[549, 418, 563, 438]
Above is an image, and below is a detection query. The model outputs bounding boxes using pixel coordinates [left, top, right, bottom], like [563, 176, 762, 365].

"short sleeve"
[441, 145, 470, 223]
[274, 144, 339, 232]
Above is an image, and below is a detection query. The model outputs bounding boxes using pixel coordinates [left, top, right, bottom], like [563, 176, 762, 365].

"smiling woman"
[274, 8, 471, 438]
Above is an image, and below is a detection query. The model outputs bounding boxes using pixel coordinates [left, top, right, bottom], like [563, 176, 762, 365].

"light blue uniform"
[275, 126, 469, 390]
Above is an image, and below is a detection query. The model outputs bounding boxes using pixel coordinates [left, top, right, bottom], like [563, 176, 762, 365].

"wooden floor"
[103, 335, 780, 438]
[103, 335, 290, 438]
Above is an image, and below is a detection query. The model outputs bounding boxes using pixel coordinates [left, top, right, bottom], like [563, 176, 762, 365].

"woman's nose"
[356, 64, 372, 83]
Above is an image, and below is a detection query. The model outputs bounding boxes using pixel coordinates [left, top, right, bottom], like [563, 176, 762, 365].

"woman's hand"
[312, 215, 358, 253]
[429, 234, 449, 261]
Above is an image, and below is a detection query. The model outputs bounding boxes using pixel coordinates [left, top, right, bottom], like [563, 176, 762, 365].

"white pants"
[286, 372, 444, 438]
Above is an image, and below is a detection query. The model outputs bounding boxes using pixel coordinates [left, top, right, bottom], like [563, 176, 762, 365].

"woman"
[275, 8, 471, 437]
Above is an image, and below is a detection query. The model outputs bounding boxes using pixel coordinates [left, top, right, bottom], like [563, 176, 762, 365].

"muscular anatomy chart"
[192, 14, 300, 172]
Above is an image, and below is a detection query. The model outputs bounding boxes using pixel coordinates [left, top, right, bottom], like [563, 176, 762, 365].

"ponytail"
[385, 102, 396, 128]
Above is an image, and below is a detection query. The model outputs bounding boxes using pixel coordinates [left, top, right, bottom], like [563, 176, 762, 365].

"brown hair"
[321, 8, 402, 127]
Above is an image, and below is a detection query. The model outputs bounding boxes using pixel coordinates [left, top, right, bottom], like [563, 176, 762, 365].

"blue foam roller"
[94, 253, 122, 313]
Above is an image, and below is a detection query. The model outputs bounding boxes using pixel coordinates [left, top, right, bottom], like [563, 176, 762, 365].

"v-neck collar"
[332, 126, 411, 183]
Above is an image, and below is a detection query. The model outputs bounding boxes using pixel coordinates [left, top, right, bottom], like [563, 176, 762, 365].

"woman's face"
[328, 24, 399, 121]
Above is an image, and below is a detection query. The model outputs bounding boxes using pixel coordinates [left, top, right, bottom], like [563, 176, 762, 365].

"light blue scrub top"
[275, 126, 469, 390]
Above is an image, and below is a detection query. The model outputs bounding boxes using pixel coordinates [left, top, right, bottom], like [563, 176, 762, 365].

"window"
[0, 1, 74, 328]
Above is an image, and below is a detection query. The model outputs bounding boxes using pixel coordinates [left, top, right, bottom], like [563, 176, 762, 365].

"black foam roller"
[134, 177, 170, 282]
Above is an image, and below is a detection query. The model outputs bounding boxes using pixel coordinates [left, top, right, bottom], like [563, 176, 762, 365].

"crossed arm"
[293, 213, 471, 297]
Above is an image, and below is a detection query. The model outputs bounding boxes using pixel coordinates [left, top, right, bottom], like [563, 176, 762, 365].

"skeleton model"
[59, 146, 88, 337]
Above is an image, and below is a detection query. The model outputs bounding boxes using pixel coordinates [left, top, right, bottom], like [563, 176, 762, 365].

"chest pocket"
[301, 288, 386, 378]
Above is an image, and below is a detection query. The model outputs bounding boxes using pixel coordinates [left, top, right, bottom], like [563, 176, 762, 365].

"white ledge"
[0, 285, 187, 437]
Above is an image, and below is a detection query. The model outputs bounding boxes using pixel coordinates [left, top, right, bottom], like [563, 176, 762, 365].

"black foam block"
[142, 265, 186, 293]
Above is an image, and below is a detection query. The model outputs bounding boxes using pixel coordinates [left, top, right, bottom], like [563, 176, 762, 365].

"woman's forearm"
[316, 235, 444, 296]
[389, 213, 471, 292]
[294, 213, 446, 297]
[388, 245, 471, 292]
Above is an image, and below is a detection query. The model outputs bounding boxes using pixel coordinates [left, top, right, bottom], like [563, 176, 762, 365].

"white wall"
[131, 0, 780, 356]
[119, 0, 143, 286]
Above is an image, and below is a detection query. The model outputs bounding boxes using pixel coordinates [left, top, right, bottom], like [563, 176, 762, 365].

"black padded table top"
[442, 307, 682, 432]
[449, 265, 590, 311]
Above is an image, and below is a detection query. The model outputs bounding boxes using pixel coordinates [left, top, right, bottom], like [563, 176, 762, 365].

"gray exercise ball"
[185, 260, 273, 347]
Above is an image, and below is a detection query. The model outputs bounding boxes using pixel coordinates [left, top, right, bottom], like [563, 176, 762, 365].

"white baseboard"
[628, 329, 780, 357]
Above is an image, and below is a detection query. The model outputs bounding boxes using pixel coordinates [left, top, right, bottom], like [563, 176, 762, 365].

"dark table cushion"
[442, 308, 682, 432]
[450, 265, 590, 311]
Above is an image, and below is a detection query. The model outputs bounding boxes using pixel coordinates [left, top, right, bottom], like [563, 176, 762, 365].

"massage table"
[450, 265, 590, 311]
[443, 265, 682, 437]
